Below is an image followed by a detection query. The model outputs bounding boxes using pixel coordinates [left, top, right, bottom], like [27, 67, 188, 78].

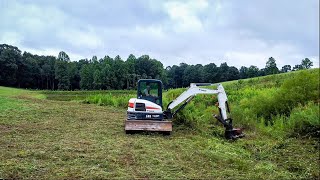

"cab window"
[139, 82, 159, 97]
[138, 81, 161, 106]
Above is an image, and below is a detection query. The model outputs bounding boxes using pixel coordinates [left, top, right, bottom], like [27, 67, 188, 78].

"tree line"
[0, 44, 314, 90]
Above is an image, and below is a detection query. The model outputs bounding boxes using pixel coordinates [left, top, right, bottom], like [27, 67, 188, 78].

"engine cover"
[127, 98, 164, 121]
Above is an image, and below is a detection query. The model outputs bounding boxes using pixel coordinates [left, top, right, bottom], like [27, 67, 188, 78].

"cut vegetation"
[0, 69, 319, 179]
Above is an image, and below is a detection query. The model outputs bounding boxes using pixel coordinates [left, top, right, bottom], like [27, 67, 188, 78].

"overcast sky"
[1, 0, 319, 68]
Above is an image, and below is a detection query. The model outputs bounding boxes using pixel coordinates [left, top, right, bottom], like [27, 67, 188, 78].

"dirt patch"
[121, 152, 135, 166]
[0, 124, 12, 133]
[15, 94, 45, 103]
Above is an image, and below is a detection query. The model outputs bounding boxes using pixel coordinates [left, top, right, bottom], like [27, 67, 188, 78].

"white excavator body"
[125, 79, 244, 139]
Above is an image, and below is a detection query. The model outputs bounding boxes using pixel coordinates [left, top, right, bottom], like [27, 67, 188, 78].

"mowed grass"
[0, 83, 319, 179]
[0, 87, 45, 118]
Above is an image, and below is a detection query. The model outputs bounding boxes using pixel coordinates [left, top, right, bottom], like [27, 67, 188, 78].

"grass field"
[0, 69, 319, 179]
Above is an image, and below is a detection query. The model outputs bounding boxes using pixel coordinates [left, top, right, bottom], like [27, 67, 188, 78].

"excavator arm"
[165, 83, 228, 119]
[164, 83, 244, 139]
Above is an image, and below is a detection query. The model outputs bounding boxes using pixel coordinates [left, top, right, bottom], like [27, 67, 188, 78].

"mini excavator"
[125, 79, 244, 139]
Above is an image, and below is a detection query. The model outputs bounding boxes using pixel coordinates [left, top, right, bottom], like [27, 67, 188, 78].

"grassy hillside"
[0, 69, 319, 179]
[167, 69, 319, 138]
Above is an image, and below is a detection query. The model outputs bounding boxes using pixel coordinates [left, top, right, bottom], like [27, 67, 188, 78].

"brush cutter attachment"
[214, 114, 245, 140]
[125, 120, 172, 134]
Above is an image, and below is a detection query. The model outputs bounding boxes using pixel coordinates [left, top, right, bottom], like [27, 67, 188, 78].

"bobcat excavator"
[125, 79, 244, 139]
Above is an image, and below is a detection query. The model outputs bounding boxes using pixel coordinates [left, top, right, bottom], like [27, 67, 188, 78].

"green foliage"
[238, 70, 317, 121]
[80, 64, 94, 90]
[281, 65, 291, 72]
[247, 65, 260, 78]
[292, 64, 302, 71]
[113, 55, 128, 89]
[0, 44, 20, 86]
[85, 92, 135, 108]
[1, 43, 317, 92]
[265, 57, 279, 75]
[93, 70, 103, 89]
[276, 70, 318, 110]
[239, 66, 248, 79]
[68, 62, 80, 90]
[300, 58, 313, 69]
[258, 102, 320, 139]
[292, 58, 313, 71]
[164, 69, 319, 138]
[55, 53, 70, 90]
[242, 88, 279, 121]
[286, 102, 320, 137]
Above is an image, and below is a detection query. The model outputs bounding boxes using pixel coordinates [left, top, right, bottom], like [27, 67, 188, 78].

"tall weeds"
[169, 69, 319, 138]
[85, 69, 319, 138]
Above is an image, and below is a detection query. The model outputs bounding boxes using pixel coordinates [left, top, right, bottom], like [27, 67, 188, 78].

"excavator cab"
[125, 79, 172, 133]
[137, 79, 163, 107]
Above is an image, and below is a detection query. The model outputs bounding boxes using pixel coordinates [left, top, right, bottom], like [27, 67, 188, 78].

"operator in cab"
[143, 85, 151, 96]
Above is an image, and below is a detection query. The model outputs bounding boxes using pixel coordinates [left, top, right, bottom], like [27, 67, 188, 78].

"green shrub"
[256, 102, 319, 138]
[243, 70, 318, 121]
[286, 102, 320, 137]
[231, 105, 257, 130]
[85, 93, 134, 108]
